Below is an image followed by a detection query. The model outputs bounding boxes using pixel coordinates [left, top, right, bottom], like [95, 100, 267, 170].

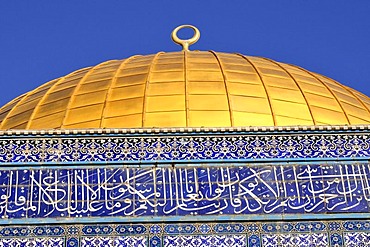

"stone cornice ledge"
[0, 125, 368, 137]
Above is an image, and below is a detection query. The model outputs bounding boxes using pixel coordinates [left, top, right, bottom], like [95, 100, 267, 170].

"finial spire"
[171, 25, 200, 51]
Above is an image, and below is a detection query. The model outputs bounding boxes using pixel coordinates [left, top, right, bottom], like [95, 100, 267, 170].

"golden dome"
[1, 50, 370, 130]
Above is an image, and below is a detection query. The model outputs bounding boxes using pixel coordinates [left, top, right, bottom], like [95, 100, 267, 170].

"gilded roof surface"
[1, 51, 370, 130]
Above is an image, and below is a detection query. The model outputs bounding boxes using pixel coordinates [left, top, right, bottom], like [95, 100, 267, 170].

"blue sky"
[1, 1, 370, 107]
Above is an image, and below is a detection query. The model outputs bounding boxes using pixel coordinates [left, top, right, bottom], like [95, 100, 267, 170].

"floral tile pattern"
[0, 131, 368, 164]
[0, 220, 369, 246]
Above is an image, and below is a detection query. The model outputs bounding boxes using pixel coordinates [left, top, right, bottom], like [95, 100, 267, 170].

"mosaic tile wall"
[1, 129, 370, 246]
[1, 220, 369, 246]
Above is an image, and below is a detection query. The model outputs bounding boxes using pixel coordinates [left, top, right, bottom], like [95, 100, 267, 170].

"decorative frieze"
[0, 131, 369, 164]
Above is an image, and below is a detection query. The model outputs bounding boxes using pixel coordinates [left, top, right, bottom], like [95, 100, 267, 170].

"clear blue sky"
[1, 1, 370, 107]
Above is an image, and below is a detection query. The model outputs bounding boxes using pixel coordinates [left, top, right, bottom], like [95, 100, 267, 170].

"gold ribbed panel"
[1, 51, 370, 130]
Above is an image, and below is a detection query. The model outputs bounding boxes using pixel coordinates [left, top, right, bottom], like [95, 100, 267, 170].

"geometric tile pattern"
[344, 232, 370, 247]
[81, 236, 147, 247]
[0, 220, 370, 246]
[1, 162, 370, 223]
[163, 235, 246, 247]
[0, 131, 369, 164]
[262, 233, 327, 247]
[0, 237, 64, 246]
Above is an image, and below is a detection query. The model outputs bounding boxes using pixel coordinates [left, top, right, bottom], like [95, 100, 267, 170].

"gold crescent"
[171, 25, 200, 51]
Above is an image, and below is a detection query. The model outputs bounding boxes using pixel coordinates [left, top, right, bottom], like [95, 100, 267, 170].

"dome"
[1, 51, 370, 130]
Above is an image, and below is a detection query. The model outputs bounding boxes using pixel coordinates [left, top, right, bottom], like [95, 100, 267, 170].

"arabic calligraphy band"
[0, 163, 368, 219]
